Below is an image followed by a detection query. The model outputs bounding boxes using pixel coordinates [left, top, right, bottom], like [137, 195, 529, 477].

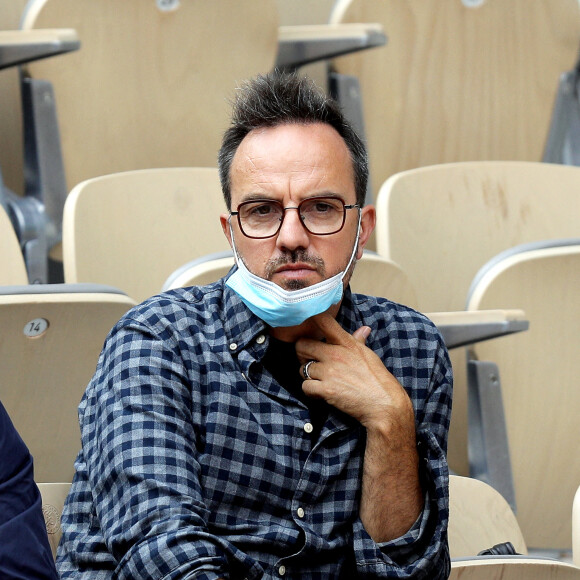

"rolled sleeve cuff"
[352, 431, 450, 578]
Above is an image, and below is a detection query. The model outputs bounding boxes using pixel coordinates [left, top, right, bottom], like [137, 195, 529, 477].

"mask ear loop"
[228, 216, 243, 267]
[340, 207, 362, 282]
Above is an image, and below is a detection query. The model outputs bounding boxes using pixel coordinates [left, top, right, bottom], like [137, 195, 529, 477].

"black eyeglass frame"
[229, 196, 360, 239]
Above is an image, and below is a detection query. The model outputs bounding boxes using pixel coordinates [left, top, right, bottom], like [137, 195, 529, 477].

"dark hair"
[218, 71, 368, 209]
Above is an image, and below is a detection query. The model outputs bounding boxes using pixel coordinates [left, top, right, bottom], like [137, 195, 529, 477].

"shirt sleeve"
[74, 318, 232, 580]
[0, 401, 60, 580]
[351, 335, 453, 579]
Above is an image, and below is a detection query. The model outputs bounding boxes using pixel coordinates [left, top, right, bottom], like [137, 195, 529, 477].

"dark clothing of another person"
[0, 400, 58, 579]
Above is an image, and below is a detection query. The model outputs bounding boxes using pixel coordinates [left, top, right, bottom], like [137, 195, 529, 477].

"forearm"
[359, 402, 423, 543]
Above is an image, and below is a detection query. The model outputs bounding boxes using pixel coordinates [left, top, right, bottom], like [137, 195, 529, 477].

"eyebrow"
[238, 192, 348, 205]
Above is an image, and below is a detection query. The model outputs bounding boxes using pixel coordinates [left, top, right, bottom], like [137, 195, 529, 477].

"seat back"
[62, 167, 231, 302]
[20, 0, 278, 193]
[466, 242, 580, 549]
[0, 285, 136, 482]
[349, 251, 418, 307]
[38, 482, 70, 560]
[330, 0, 580, 199]
[376, 162, 580, 314]
[375, 161, 580, 475]
[448, 475, 527, 559]
[0, 203, 28, 284]
[162, 251, 235, 291]
[449, 558, 580, 580]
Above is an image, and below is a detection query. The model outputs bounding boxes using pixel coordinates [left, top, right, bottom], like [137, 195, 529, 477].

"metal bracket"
[329, 72, 373, 206]
[22, 76, 67, 242]
[543, 69, 580, 165]
[468, 359, 517, 512]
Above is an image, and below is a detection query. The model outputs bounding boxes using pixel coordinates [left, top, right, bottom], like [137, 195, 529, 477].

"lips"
[274, 262, 316, 274]
[264, 252, 326, 282]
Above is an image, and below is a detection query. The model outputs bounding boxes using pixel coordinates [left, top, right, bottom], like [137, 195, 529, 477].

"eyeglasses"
[230, 196, 359, 239]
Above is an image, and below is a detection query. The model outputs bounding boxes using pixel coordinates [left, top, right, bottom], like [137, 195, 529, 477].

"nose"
[275, 207, 310, 252]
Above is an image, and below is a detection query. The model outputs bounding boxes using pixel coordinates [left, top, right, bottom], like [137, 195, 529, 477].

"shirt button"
[229, 342, 237, 351]
[297, 507, 305, 518]
[303, 422, 313, 434]
[278, 565, 286, 576]
[256, 334, 266, 344]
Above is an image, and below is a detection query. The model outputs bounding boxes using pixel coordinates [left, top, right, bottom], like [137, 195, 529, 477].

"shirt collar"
[221, 280, 269, 353]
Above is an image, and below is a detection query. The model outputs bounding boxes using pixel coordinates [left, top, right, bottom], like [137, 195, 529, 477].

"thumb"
[352, 325, 371, 344]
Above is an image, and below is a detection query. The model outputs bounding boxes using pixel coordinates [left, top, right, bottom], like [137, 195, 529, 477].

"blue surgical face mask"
[226, 210, 361, 327]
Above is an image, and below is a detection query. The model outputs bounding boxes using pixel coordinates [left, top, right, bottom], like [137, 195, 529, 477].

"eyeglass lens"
[237, 197, 349, 238]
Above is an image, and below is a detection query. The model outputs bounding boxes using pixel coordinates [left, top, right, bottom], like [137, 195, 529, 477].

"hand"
[296, 313, 423, 542]
[295, 312, 414, 431]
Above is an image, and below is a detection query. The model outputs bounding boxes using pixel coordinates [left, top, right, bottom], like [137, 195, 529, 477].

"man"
[0, 400, 59, 579]
[57, 72, 452, 578]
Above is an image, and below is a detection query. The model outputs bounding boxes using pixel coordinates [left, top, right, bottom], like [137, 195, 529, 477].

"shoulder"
[116, 281, 226, 335]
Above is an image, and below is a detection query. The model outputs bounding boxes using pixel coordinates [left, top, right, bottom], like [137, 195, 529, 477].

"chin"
[281, 280, 309, 291]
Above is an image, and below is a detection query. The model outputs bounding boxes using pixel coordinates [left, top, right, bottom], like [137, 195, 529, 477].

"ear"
[220, 213, 233, 248]
[356, 205, 376, 259]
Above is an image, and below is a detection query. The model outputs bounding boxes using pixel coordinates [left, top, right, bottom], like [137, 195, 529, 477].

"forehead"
[230, 122, 355, 204]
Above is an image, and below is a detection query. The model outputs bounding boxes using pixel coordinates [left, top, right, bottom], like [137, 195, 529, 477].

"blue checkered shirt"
[57, 282, 452, 579]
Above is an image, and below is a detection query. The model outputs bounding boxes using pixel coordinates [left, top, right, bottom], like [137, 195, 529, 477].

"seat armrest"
[425, 309, 528, 349]
[0, 29, 79, 70]
[276, 23, 386, 70]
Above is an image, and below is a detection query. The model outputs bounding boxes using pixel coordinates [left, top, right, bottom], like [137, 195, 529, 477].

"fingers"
[310, 312, 351, 345]
[311, 312, 371, 346]
[296, 313, 372, 365]
[352, 325, 371, 344]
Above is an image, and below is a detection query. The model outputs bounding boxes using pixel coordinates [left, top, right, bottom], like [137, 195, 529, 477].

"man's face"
[220, 122, 375, 291]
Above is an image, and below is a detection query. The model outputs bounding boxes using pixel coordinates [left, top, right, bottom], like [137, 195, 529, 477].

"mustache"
[264, 250, 325, 280]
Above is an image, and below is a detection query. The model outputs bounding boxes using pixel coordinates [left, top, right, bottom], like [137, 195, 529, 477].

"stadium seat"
[62, 167, 230, 303]
[329, 0, 580, 201]
[449, 474, 526, 559]
[466, 240, 580, 550]
[0, 27, 79, 283]
[0, 284, 136, 482]
[449, 557, 580, 579]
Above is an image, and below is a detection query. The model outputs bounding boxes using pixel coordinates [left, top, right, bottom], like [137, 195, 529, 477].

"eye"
[242, 201, 282, 220]
[252, 202, 276, 215]
[312, 201, 334, 213]
[302, 198, 342, 215]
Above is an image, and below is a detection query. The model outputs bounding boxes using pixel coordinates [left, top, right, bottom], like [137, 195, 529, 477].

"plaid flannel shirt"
[57, 281, 452, 579]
